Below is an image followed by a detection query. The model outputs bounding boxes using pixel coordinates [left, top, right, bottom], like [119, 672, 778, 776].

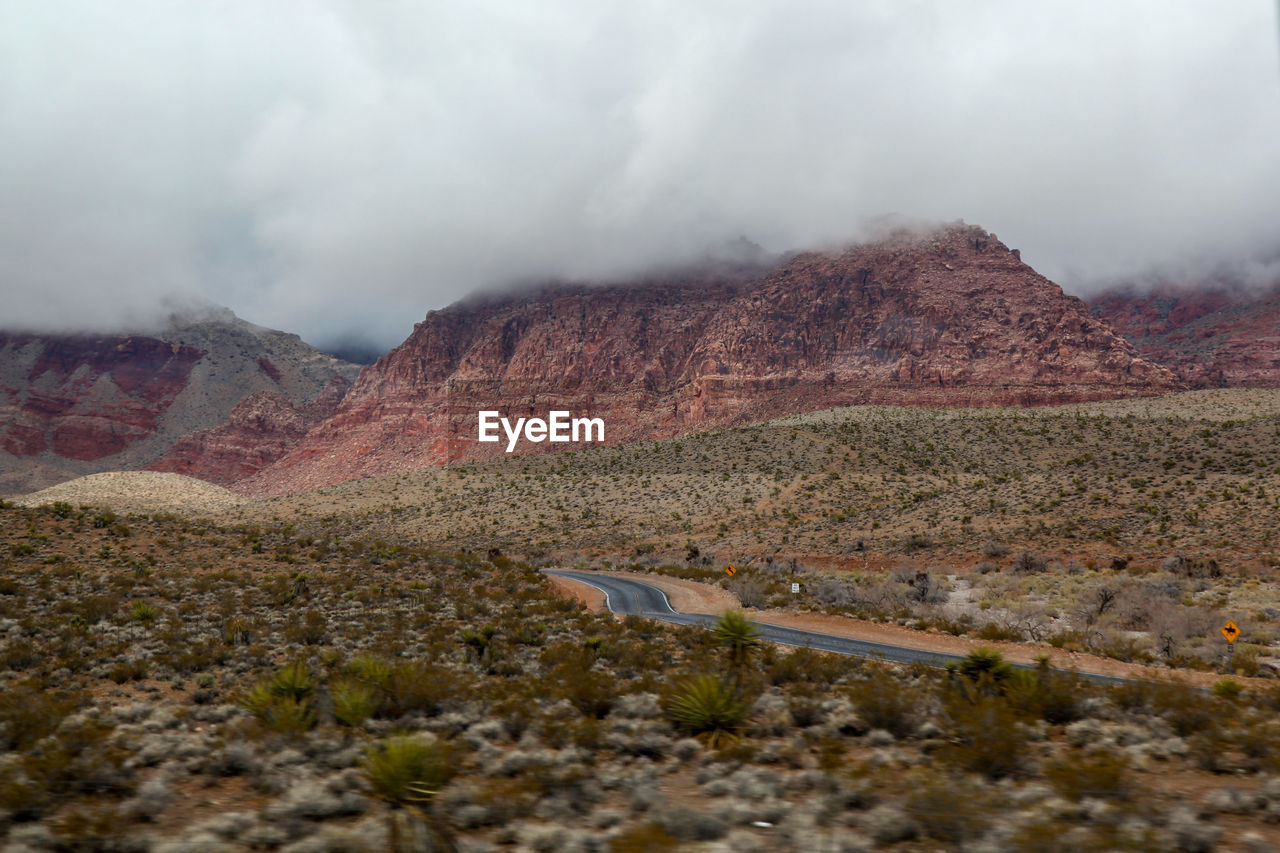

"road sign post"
[1221, 620, 1240, 673]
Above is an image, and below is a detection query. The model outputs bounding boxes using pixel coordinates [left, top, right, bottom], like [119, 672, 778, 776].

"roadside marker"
[725, 565, 736, 576]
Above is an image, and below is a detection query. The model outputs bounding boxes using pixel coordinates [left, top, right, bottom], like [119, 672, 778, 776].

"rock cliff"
[239, 224, 1178, 495]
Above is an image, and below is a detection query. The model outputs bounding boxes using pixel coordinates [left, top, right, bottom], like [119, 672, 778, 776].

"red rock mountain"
[1090, 279, 1280, 388]
[0, 309, 360, 495]
[238, 224, 1178, 496]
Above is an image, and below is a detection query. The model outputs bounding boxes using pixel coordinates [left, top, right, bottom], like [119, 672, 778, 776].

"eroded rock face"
[1090, 280, 1280, 388]
[151, 376, 352, 485]
[0, 334, 205, 462]
[0, 310, 361, 495]
[240, 224, 1178, 496]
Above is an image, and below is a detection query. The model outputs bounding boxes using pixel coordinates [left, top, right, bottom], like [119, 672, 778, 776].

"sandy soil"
[14, 471, 247, 517]
[554, 570, 1268, 689]
[548, 574, 606, 611]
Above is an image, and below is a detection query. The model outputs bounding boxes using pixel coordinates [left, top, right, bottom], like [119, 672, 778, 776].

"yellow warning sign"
[1221, 620, 1241, 643]
[725, 565, 736, 577]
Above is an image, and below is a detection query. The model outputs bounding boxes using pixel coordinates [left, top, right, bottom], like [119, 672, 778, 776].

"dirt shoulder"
[554, 570, 1264, 690]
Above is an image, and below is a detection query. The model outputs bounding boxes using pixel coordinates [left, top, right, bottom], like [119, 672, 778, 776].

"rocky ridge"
[239, 223, 1178, 496]
[1090, 279, 1280, 388]
[0, 309, 360, 495]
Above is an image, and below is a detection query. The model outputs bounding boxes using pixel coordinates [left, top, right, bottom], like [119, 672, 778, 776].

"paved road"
[546, 569, 1130, 685]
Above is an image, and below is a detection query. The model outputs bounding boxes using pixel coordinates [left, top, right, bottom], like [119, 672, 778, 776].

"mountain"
[1089, 278, 1280, 388]
[233, 223, 1178, 496]
[0, 307, 361, 495]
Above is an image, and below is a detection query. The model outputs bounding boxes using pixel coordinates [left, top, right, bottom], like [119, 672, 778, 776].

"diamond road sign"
[1221, 620, 1240, 643]
[724, 565, 736, 577]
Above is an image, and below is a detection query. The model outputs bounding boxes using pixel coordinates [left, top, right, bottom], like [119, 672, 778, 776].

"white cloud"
[2, 0, 1278, 349]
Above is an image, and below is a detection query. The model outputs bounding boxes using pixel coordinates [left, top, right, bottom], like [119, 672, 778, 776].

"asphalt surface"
[546, 569, 1131, 685]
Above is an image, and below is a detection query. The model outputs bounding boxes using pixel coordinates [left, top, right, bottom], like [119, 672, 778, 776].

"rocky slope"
[0, 308, 360, 495]
[238, 223, 1178, 496]
[1090, 279, 1280, 388]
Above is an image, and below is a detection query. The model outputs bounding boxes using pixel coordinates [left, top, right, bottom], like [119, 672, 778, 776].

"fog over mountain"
[3, 1, 1279, 353]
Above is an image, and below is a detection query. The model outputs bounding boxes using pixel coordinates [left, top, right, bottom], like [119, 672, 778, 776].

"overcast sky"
[3, 1, 1279, 354]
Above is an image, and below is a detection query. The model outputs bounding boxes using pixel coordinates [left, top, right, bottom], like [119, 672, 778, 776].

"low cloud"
[2, 1, 1279, 351]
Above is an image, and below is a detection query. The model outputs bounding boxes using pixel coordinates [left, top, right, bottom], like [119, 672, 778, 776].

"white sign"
[478, 410, 604, 452]
[791, 582, 800, 594]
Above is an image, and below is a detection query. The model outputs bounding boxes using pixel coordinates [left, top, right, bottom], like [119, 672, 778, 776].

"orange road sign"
[725, 565, 736, 576]
[1221, 620, 1241, 643]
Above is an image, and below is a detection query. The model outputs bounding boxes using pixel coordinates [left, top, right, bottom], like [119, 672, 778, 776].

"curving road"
[546, 569, 1130, 685]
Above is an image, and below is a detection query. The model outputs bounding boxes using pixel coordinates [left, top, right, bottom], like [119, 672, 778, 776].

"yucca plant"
[241, 683, 316, 736]
[363, 735, 456, 851]
[128, 601, 158, 623]
[240, 662, 318, 736]
[362, 735, 453, 807]
[330, 678, 379, 727]
[712, 610, 762, 682]
[347, 654, 394, 687]
[268, 661, 314, 701]
[664, 674, 749, 748]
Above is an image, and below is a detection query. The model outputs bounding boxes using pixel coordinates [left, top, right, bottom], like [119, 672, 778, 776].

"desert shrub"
[976, 622, 1023, 641]
[0, 683, 81, 750]
[1045, 750, 1131, 801]
[331, 678, 379, 727]
[766, 645, 859, 686]
[850, 668, 919, 739]
[902, 533, 934, 553]
[546, 647, 617, 719]
[1161, 554, 1222, 578]
[609, 823, 680, 852]
[941, 695, 1029, 779]
[107, 658, 149, 684]
[284, 609, 328, 645]
[1003, 662, 1084, 724]
[376, 660, 468, 718]
[663, 675, 749, 748]
[981, 540, 1010, 558]
[1211, 678, 1243, 699]
[363, 734, 454, 807]
[726, 575, 770, 608]
[1, 637, 41, 670]
[1113, 679, 1219, 737]
[1012, 551, 1047, 573]
[903, 774, 993, 842]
